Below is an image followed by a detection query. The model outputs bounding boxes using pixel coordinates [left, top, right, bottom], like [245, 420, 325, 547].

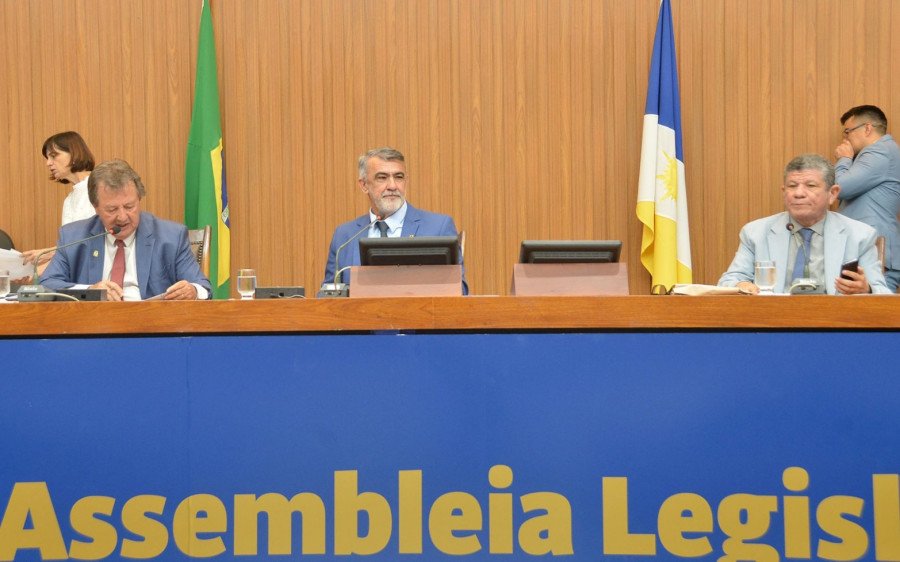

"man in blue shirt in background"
[834, 105, 900, 292]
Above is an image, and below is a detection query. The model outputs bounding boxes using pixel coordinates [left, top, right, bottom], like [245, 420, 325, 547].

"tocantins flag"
[636, 0, 692, 289]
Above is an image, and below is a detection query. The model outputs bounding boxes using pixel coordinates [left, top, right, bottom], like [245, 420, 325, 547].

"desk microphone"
[18, 226, 122, 299]
[785, 223, 819, 294]
[317, 217, 382, 298]
[786, 223, 811, 279]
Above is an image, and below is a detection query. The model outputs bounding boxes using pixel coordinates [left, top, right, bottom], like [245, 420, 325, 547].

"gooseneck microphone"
[785, 223, 821, 294]
[27, 225, 122, 284]
[16, 225, 123, 302]
[317, 217, 382, 298]
[334, 217, 381, 285]
[786, 223, 810, 279]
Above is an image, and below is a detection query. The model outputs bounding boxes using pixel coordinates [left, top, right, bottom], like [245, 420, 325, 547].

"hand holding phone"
[840, 259, 859, 280]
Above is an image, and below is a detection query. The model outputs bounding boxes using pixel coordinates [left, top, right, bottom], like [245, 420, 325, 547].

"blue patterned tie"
[792, 227, 813, 281]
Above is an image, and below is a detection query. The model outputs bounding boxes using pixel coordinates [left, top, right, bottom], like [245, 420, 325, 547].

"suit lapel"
[347, 215, 370, 267]
[403, 204, 421, 237]
[136, 214, 154, 296]
[87, 219, 107, 284]
[768, 215, 792, 293]
[823, 213, 846, 291]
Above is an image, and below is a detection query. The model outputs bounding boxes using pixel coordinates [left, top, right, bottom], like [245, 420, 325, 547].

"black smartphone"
[840, 259, 859, 280]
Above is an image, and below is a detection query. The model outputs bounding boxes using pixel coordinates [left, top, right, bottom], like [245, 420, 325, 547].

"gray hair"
[87, 159, 147, 206]
[783, 154, 835, 187]
[357, 147, 405, 180]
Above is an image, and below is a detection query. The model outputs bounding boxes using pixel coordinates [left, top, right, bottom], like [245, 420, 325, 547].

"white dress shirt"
[368, 202, 408, 238]
[101, 232, 141, 301]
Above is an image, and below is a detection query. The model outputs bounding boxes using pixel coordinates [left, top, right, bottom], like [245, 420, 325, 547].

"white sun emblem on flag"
[656, 151, 679, 202]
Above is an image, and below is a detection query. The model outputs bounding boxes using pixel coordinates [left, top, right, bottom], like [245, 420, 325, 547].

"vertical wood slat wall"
[2, 0, 898, 296]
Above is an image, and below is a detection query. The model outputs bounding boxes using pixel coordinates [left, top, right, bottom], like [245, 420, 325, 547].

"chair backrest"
[0, 229, 14, 250]
[875, 236, 886, 273]
[188, 225, 211, 278]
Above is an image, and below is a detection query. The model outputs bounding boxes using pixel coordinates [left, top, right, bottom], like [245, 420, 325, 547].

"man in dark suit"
[41, 159, 211, 301]
[322, 147, 468, 293]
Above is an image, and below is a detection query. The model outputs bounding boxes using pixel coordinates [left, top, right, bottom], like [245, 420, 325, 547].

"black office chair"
[0, 229, 14, 250]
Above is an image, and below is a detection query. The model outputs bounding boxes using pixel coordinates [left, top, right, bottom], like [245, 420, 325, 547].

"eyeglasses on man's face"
[842, 123, 867, 136]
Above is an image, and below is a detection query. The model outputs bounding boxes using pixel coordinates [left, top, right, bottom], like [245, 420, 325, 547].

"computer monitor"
[518, 240, 622, 264]
[359, 236, 461, 266]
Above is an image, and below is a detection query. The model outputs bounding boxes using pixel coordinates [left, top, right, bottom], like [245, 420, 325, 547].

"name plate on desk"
[511, 262, 629, 296]
[349, 264, 463, 297]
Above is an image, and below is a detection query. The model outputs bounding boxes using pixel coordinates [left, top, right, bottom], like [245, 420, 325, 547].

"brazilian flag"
[185, 0, 230, 299]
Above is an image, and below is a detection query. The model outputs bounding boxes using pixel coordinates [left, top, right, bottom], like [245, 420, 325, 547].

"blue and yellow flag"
[636, 0, 692, 288]
[185, 0, 230, 299]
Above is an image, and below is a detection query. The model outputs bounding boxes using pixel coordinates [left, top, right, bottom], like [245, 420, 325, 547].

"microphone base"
[789, 278, 823, 295]
[255, 286, 306, 299]
[16, 285, 109, 302]
[17, 285, 55, 302]
[316, 283, 349, 298]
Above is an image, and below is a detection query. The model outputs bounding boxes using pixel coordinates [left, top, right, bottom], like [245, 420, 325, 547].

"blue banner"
[1, 333, 899, 561]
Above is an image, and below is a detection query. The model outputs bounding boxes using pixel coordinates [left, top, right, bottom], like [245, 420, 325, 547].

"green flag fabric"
[185, 0, 230, 299]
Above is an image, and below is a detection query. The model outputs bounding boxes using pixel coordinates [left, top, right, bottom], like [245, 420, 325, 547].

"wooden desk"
[1, 295, 898, 336]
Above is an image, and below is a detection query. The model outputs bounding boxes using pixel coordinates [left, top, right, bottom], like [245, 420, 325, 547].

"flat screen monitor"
[359, 235, 460, 266]
[519, 240, 622, 264]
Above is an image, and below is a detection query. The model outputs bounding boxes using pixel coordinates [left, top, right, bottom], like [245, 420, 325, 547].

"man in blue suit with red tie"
[322, 147, 468, 294]
[41, 159, 211, 301]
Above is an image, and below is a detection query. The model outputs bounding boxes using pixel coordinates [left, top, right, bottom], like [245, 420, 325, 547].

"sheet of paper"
[671, 284, 746, 296]
[0, 249, 35, 279]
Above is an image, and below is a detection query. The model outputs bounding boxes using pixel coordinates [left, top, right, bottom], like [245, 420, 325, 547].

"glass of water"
[236, 269, 257, 300]
[0, 270, 10, 299]
[754, 260, 777, 295]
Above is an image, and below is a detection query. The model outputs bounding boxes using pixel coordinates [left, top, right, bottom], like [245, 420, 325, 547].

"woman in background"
[21, 131, 96, 268]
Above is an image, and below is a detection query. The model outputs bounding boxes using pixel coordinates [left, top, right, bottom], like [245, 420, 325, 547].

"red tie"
[111, 239, 126, 287]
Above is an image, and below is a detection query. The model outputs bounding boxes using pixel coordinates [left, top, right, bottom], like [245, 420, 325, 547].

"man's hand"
[834, 139, 854, 160]
[90, 280, 124, 301]
[164, 280, 198, 301]
[21, 248, 54, 266]
[736, 281, 760, 295]
[835, 265, 871, 295]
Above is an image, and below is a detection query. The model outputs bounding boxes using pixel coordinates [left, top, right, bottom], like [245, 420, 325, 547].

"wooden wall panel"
[2, 0, 899, 297]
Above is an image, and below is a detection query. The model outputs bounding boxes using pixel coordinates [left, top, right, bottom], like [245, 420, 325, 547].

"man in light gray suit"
[834, 105, 900, 291]
[718, 154, 891, 295]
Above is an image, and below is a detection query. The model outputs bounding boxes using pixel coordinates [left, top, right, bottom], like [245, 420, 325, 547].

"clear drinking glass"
[0, 270, 10, 298]
[754, 260, 777, 295]
[236, 269, 257, 299]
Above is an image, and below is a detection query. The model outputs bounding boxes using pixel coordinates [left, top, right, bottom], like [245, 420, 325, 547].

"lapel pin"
[92, 250, 99, 258]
